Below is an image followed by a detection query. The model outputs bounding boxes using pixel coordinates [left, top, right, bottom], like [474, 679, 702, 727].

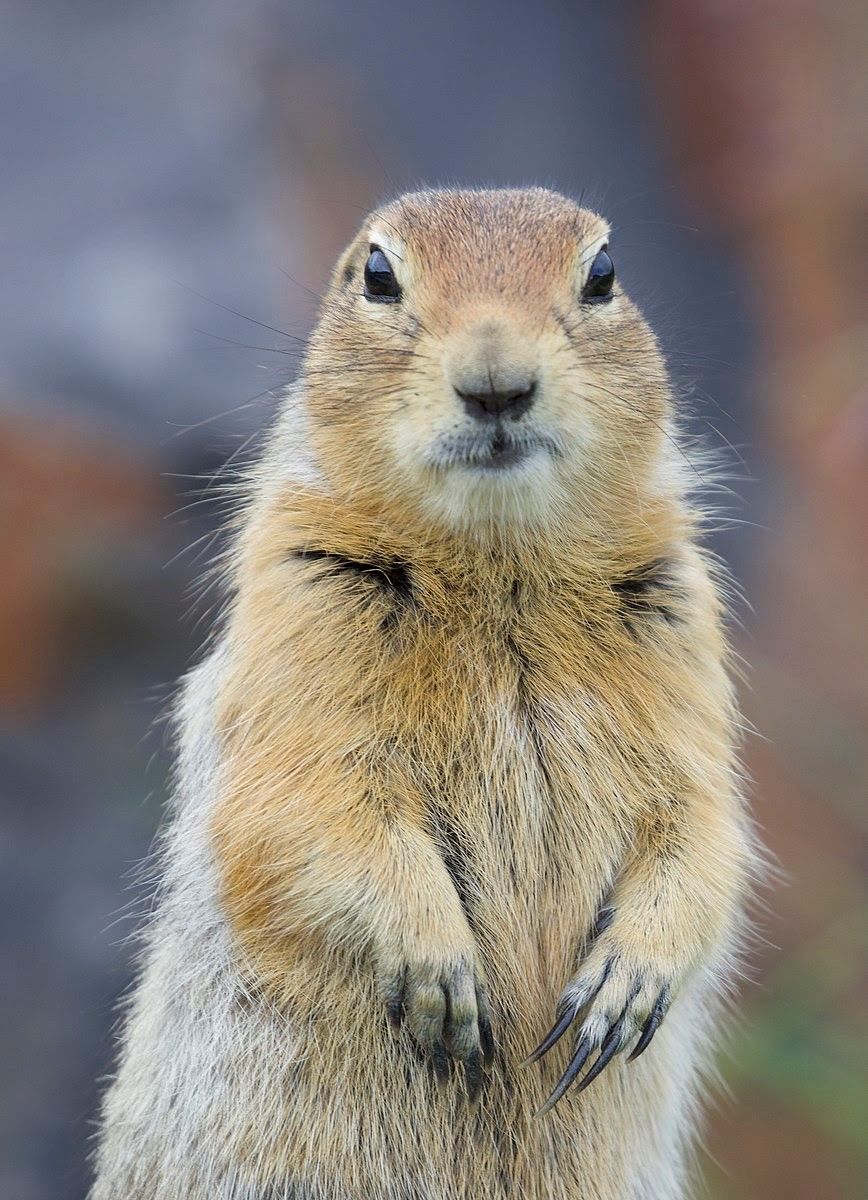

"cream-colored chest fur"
[219, 540, 698, 1015]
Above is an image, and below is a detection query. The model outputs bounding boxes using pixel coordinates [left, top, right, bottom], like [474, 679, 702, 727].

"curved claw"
[628, 989, 669, 1062]
[536, 1034, 593, 1116]
[574, 1012, 626, 1093]
[464, 1050, 483, 1105]
[430, 1039, 450, 1086]
[524, 955, 616, 1069]
[479, 1015, 495, 1067]
[383, 966, 408, 1030]
[522, 1005, 576, 1067]
[476, 983, 496, 1067]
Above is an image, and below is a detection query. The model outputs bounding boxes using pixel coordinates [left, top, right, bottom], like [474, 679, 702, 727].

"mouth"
[426, 427, 562, 473]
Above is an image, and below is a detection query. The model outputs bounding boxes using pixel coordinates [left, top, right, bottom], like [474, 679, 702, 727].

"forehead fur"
[370, 188, 606, 300]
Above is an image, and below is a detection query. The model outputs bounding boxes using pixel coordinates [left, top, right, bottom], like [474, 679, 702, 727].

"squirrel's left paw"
[524, 937, 678, 1115]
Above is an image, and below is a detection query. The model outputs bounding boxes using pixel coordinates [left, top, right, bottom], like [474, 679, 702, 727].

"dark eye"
[364, 247, 401, 302]
[582, 248, 615, 304]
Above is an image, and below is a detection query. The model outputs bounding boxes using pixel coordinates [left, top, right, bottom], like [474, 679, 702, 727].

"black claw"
[383, 967, 407, 1030]
[475, 982, 495, 1066]
[479, 1014, 495, 1066]
[523, 1004, 575, 1067]
[628, 990, 669, 1062]
[536, 1035, 593, 1116]
[464, 1050, 483, 1106]
[590, 902, 616, 940]
[431, 1040, 450, 1086]
[525, 955, 617, 1071]
[574, 1013, 626, 1094]
[589, 953, 617, 1001]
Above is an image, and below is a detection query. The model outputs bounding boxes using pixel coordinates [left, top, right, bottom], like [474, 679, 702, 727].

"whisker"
[191, 330, 303, 356]
[580, 378, 712, 489]
[171, 279, 308, 344]
[162, 387, 279, 442]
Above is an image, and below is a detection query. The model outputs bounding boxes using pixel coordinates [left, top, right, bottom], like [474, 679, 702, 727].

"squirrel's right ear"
[331, 242, 361, 292]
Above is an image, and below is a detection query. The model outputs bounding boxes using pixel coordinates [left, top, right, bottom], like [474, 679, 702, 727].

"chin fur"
[411, 448, 564, 533]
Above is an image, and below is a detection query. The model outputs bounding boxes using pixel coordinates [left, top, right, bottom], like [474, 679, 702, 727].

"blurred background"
[1, 2, 865, 1197]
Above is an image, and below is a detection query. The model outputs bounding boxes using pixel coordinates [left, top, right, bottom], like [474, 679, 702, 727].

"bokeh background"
[1, 2, 865, 1197]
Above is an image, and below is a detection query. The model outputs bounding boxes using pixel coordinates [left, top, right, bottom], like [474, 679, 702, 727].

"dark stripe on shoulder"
[292, 547, 414, 606]
[611, 558, 680, 629]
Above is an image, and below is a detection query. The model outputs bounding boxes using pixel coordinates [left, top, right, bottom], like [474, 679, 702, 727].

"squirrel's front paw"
[525, 935, 676, 1114]
[379, 948, 494, 1103]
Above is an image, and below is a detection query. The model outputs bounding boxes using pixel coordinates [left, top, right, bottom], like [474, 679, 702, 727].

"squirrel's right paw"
[379, 950, 494, 1103]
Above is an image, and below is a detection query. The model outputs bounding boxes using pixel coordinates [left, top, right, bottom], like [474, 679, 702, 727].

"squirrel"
[90, 188, 758, 1200]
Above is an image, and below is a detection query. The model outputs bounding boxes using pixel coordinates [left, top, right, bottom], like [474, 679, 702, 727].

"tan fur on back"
[91, 189, 757, 1200]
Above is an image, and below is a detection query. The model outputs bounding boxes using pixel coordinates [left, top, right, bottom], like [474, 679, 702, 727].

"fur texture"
[91, 188, 757, 1200]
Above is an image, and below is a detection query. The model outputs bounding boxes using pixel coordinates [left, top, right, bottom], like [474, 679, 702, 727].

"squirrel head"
[300, 188, 677, 536]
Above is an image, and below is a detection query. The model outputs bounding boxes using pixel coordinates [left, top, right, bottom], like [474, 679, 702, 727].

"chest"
[382, 604, 671, 914]
[388, 591, 670, 804]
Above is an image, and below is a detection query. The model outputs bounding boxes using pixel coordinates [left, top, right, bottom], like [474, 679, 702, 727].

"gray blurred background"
[1, 3, 865, 1198]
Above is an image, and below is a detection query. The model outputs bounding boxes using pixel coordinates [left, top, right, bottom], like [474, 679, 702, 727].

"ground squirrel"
[91, 188, 758, 1200]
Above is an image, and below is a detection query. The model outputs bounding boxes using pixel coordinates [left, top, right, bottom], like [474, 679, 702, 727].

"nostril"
[456, 380, 537, 421]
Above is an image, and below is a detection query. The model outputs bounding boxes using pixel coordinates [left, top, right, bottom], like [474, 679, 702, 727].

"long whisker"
[191, 330, 303, 357]
[580, 378, 711, 489]
[162, 387, 280, 442]
[171, 279, 308, 344]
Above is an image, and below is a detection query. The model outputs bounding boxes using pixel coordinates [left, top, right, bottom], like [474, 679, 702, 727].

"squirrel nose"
[455, 376, 537, 422]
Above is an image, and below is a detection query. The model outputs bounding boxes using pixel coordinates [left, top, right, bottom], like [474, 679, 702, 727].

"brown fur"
[92, 188, 756, 1200]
